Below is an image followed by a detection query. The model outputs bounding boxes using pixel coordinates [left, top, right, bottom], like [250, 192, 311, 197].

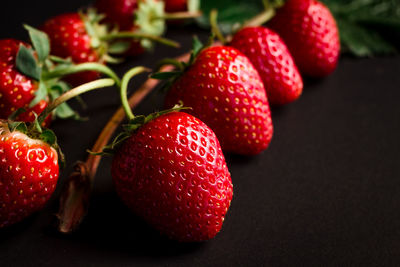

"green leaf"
[16, 44, 41, 81]
[24, 24, 50, 63]
[338, 20, 396, 56]
[322, 0, 400, 57]
[29, 82, 47, 107]
[192, 36, 204, 58]
[40, 128, 57, 145]
[55, 103, 80, 119]
[196, 0, 263, 34]
[8, 121, 27, 133]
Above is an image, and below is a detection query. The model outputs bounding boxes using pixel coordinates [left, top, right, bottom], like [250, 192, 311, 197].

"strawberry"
[95, 0, 139, 31]
[0, 121, 59, 228]
[161, 44, 273, 155]
[0, 39, 51, 125]
[42, 13, 103, 85]
[164, 0, 187, 12]
[0, 72, 116, 228]
[111, 111, 233, 241]
[268, 0, 340, 77]
[164, 0, 199, 13]
[230, 26, 303, 105]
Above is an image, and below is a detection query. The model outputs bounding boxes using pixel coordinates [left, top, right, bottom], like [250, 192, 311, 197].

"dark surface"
[1, 1, 400, 266]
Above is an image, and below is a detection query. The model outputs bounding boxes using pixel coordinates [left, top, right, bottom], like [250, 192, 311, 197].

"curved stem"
[242, 7, 276, 28]
[120, 67, 151, 120]
[101, 32, 180, 48]
[38, 79, 115, 124]
[156, 58, 185, 72]
[43, 63, 121, 87]
[159, 11, 203, 20]
[210, 9, 226, 44]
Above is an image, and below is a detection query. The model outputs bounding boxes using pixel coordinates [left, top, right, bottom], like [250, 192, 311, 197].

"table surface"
[1, 1, 400, 266]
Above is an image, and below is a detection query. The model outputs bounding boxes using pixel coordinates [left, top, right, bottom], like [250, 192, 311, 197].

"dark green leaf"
[192, 36, 204, 57]
[196, 0, 263, 34]
[322, 0, 400, 57]
[55, 103, 79, 119]
[16, 44, 41, 81]
[29, 82, 47, 107]
[150, 71, 181, 80]
[40, 128, 57, 146]
[8, 121, 27, 133]
[24, 24, 50, 63]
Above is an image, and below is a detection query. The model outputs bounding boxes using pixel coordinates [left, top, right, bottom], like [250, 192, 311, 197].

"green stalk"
[157, 11, 203, 20]
[120, 67, 150, 120]
[210, 9, 226, 44]
[242, 7, 276, 28]
[38, 79, 115, 124]
[101, 32, 180, 48]
[43, 63, 121, 87]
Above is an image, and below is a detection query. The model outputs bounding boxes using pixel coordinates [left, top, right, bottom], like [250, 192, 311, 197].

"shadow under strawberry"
[49, 191, 206, 257]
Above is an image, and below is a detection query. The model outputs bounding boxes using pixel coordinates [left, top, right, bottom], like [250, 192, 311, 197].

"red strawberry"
[0, 39, 50, 125]
[95, 0, 139, 30]
[42, 13, 102, 85]
[268, 0, 340, 77]
[230, 26, 303, 105]
[164, 0, 187, 12]
[164, 45, 273, 155]
[0, 121, 59, 228]
[112, 111, 233, 241]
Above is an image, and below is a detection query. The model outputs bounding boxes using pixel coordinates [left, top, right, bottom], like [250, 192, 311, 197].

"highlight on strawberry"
[0, 25, 120, 125]
[0, 78, 116, 228]
[92, 66, 233, 242]
[153, 37, 273, 155]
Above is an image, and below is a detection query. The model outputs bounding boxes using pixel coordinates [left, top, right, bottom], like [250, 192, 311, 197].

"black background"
[1, 1, 400, 266]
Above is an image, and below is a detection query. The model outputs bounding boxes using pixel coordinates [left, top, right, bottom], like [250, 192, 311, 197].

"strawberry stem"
[210, 9, 226, 44]
[120, 67, 151, 120]
[242, 7, 276, 28]
[100, 32, 180, 48]
[38, 78, 115, 124]
[158, 11, 203, 20]
[43, 62, 121, 86]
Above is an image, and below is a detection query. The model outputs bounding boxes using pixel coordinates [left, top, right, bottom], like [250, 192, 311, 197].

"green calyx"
[134, 0, 166, 49]
[95, 104, 189, 156]
[6, 115, 65, 168]
[15, 25, 121, 121]
[150, 36, 210, 91]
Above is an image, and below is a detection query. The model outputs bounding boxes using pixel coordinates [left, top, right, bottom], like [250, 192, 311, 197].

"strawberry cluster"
[0, 0, 340, 243]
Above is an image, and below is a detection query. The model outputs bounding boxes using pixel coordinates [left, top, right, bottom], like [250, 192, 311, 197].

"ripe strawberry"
[112, 111, 233, 241]
[164, 0, 187, 12]
[0, 121, 59, 228]
[42, 13, 102, 85]
[95, 0, 139, 31]
[230, 26, 303, 105]
[0, 39, 50, 125]
[268, 0, 340, 77]
[163, 45, 273, 155]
